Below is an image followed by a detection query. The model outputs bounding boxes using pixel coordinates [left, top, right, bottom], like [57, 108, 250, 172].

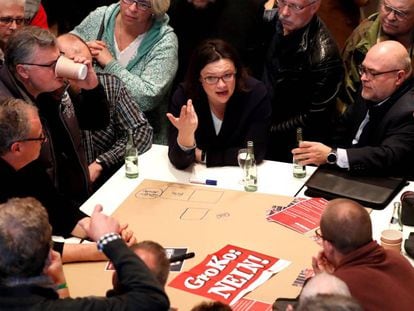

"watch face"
[327, 152, 337, 164]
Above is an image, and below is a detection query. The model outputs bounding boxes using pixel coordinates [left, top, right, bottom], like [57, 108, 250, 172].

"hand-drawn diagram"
[136, 183, 224, 204]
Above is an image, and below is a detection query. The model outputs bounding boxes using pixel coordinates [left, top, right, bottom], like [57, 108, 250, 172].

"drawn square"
[180, 207, 209, 220]
[162, 186, 194, 201]
[189, 190, 223, 204]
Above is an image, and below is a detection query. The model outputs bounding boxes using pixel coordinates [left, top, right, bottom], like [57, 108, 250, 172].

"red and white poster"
[168, 245, 290, 306]
[267, 197, 328, 234]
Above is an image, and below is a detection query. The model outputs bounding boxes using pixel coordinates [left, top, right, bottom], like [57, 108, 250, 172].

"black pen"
[169, 252, 195, 263]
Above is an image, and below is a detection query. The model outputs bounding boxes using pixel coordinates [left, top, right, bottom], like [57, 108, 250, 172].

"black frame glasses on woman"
[202, 73, 236, 85]
[122, 0, 152, 10]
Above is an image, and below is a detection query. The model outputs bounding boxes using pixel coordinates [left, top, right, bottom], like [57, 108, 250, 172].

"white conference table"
[81, 145, 413, 245]
[73, 144, 413, 303]
[80, 144, 316, 216]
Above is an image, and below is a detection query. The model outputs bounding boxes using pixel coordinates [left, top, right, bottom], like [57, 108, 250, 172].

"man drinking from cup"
[0, 26, 110, 205]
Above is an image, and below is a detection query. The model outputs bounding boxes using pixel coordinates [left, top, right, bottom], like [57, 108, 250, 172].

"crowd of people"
[1, 0, 414, 310]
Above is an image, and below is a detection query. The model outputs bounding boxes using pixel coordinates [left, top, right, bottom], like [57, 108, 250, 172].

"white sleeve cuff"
[336, 148, 350, 169]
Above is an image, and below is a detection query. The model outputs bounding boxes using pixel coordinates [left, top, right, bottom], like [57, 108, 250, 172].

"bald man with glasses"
[293, 40, 414, 179]
[312, 198, 414, 310]
[342, 0, 414, 106]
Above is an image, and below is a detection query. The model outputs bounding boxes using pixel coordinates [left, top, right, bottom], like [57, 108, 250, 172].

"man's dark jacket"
[0, 158, 86, 237]
[263, 12, 344, 162]
[0, 239, 170, 310]
[332, 78, 414, 179]
[0, 65, 109, 204]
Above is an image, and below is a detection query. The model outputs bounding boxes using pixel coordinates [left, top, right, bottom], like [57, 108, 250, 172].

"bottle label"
[244, 155, 257, 192]
[125, 156, 138, 178]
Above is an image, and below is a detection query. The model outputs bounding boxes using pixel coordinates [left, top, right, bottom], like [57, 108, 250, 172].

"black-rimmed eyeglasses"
[358, 65, 402, 79]
[315, 228, 334, 245]
[13, 131, 47, 145]
[0, 17, 27, 26]
[202, 73, 236, 85]
[122, 0, 152, 10]
[381, 1, 410, 20]
[276, 0, 317, 13]
[19, 56, 60, 70]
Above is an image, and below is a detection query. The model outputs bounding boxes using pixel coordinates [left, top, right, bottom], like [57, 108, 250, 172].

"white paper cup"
[55, 56, 87, 80]
[380, 229, 402, 252]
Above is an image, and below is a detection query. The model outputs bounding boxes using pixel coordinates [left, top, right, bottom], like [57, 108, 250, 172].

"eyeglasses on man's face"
[358, 65, 402, 79]
[381, 1, 410, 20]
[276, 0, 317, 13]
[202, 73, 236, 85]
[0, 17, 27, 26]
[19, 56, 60, 71]
[315, 228, 326, 245]
[122, 0, 152, 11]
[12, 130, 47, 146]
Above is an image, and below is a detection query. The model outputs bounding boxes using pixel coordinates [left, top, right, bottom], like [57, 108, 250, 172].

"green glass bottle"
[244, 141, 258, 192]
[125, 129, 138, 178]
[389, 201, 403, 231]
[293, 127, 306, 178]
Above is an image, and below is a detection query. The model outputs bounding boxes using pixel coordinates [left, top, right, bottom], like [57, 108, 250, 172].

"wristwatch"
[327, 148, 337, 165]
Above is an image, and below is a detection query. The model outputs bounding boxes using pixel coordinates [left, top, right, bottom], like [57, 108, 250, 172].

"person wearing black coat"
[262, 1, 344, 162]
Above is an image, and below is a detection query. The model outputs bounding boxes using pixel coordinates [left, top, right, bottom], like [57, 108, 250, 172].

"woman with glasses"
[72, 0, 178, 144]
[167, 39, 271, 169]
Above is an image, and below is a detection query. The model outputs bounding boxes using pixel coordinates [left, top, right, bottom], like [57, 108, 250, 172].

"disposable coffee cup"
[55, 55, 87, 80]
[380, 229, 402, 252]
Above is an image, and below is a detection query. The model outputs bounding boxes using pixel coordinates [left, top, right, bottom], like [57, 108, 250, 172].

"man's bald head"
[366, 40, 412, 75]
[361, 40, 412, 102]
[320, 199, 372, 254]
[57, 33, 92, 62]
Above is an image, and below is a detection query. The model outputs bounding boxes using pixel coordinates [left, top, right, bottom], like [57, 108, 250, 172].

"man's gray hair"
[5, 26, 56, 73]
[297, 294, 363, 311]
[299, 272, 351, 303]
[0, 197, 52, 282]
[0, 97, 37, 156]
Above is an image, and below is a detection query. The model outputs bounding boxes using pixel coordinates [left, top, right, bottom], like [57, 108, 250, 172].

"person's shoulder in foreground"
[0, 197, 170, 311]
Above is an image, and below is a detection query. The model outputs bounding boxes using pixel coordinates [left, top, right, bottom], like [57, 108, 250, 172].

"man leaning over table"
[0, 197, 170, 310]
[292, 40, 414, 179]
[0, 97, 136, 263]
[312, 198, 414, 311]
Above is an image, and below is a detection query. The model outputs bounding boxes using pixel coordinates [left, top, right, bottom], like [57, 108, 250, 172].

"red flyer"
[168, 245, 290, 306]
[267, 197, 328, 234]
